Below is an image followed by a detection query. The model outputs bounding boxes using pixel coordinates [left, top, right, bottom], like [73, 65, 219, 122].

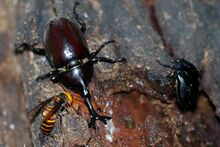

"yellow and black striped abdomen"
[40, 106, 57, 135]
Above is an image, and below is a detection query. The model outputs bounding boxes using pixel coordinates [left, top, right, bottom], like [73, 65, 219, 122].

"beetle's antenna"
[157, 59, 175, 70]
[51, 0, 58, 17]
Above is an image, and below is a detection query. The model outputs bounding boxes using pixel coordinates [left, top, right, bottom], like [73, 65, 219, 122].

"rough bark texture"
[10, 0, 220, 146]
[0, 0, 32, 146]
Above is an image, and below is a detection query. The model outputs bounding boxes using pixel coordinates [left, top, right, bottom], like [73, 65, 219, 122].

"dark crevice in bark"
[145, 0, 175, 58]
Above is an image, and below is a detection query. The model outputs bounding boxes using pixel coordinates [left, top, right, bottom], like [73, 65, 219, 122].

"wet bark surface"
[10, 0, 220, 146]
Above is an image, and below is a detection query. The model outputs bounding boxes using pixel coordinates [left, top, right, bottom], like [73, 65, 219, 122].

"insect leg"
[36, 70, 61, 82]
[81, 83, 111, 129]
[15, 43, 46, 55]
[91, 56, 126, 64]
[90, 40, 115, 58]
[73, 2, 86, 33]
[57, 113, 64, 133]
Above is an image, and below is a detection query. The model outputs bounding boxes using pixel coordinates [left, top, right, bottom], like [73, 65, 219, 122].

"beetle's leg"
[81, 82, 111, 129]
[91, 56, 126, 64]
[73, 2, 86, 33]
[90, 40, 115, 58]
[90, 40, 126, 64]
[15, 43, 46, 55]
[51, 0, 58, 17]
[36, 70, 61, 81]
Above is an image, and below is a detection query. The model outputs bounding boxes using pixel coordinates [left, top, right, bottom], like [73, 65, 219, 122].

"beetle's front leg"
[15, 43, 46, 55]
[84, 94, 111, 129]
[82, 84, 111, 129]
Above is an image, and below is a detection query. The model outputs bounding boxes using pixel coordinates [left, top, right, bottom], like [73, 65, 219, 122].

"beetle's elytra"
[158, 58, 199, 110]
[16, 2, 126, 131]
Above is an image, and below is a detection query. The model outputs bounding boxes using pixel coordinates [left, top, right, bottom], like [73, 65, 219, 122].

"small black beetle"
[16, 2, 126, 129]
[158, 58, 199, 110]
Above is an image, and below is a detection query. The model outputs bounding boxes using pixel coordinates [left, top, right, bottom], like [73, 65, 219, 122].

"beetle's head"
[171, 58, 197, 72]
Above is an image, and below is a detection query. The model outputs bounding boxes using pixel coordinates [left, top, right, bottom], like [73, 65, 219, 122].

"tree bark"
[13, 0, 220, 146]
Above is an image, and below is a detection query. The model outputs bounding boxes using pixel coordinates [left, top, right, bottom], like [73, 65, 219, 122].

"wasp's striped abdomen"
[40, 106, 57, 135]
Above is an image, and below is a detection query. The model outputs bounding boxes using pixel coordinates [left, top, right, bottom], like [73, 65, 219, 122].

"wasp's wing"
[28, 97, 53, 123]
[42, 98, 65, 122]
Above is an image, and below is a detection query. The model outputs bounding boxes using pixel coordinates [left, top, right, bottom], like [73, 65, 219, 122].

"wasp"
[29, 92, 73, 135]
[29, 90, 102, 135]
